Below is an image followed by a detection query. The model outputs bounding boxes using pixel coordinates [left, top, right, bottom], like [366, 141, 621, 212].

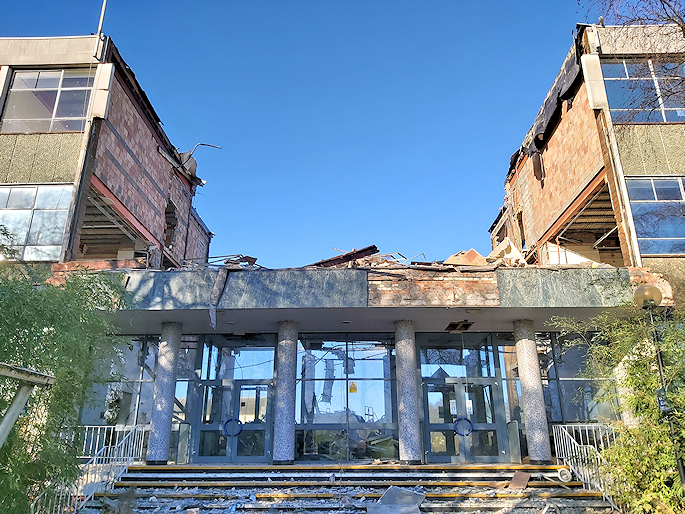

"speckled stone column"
[395, 320, 422, 464]
[514, 319, 552, 463]
[273, 321, 298, 464]
[146, 322, 182, 464]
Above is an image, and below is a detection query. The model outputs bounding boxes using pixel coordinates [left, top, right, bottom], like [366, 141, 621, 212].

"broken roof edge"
[103, 37, 204, 187]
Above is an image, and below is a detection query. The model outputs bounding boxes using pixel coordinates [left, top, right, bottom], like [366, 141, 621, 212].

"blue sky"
[2, 1, 597, 268]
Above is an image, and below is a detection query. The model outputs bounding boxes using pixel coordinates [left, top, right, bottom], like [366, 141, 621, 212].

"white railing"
[78, 425, 133, 459]
[553, 423, 621, 512]
[31, 425, 146, 514]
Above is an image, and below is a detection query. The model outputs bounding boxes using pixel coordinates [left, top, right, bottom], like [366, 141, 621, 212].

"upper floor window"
[601, 59, 685, 123]
[0, 184, 73, 261]
[0, 69, 94, 134]
[626, 177, 685, 255]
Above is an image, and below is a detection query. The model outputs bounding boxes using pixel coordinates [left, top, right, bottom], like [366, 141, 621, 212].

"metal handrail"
[553, 423, 621, 511]
[31, 425, 146, 514]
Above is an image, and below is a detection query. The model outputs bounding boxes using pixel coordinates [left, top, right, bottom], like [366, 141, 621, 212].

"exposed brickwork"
[185, 209, 211, 262]
[505, 83, 605, 247]
[92, 77, 210, 264]
[628, 266, 674, 306]
[368, 269, 499, 307]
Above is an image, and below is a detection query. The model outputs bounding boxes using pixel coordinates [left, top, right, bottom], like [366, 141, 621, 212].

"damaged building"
[0, 35, 211, 268]
[489, 23, 685, 298]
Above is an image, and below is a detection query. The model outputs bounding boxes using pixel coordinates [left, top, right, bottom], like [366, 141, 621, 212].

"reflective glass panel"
[429, 430, 459, 455]
[426, 383, 456, 424]
[295, 430, 347, 461]
[0, 210, 31, 244]
[349, 429, 398, 460]
[3, 90, 57, 120]
[502, 379, 522, 424]
[348, 342, 393, 379]
[631, 202, 685, 238]
[236, 430, 265, 456]
[469, 430, 498, 457]
[7, 187, 37, 209]
[600, 62, 627, 79]
[238, 385, 268, 424]
[173, 381, 188, 423]
[55, 89, 90, 118]
[605, 79, 659, 110]
[297, 379, 346, 424]
[62, 69, 95, 88]
[466, 383, 495, 424]
[35, 185, 72, 209]
[347, 380, 393, 424]
[0, 188, 9, 209]
[654, 179, 683, 200]
[199, 430, 227, 457]
[627, 179, 656, 201]
[26, 210, 68, 245]
[22, 245, 61, 261]
[559, 380, 619, 422]
[638, 238, 685, 254]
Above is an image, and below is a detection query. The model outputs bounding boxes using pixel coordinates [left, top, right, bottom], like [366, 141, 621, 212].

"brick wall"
[92, 76, 207, 264]
[506, 83, 605, 247]
[368, 269, 499, 307]
[185, 208, 211, 262]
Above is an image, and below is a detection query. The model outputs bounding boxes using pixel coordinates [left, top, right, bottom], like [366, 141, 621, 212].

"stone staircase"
[92, 463, 614, 513]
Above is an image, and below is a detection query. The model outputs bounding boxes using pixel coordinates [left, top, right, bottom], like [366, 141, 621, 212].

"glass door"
[424, 378, 509, 462]
[191, 336, 275, 463]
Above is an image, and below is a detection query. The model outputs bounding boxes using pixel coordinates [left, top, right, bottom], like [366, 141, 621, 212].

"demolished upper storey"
[489, 23, 685, 297]
[0, 35, 212, 268]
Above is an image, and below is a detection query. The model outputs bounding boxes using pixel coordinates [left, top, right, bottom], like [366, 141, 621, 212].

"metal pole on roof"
[94, 0, 108, 59]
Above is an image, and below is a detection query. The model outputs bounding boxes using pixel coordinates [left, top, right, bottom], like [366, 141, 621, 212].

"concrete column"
[146, 322, 182, 464]
[273, 321, 298, 464]
[513, 319, 552, 463]
[0, 384, 34, 449]
[395, 320, 422, 464]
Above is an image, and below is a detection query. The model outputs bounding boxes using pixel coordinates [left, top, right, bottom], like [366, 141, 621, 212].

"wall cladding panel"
[0, 133, 81, 184]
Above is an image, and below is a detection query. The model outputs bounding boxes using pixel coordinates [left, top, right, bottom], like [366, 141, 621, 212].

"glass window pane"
[467, 383, 495, 424]
[22, 245, 62, 261]
[430, 430, 459, 455]
[50, 118, 86, 132]
[624, 62, 652, 78]
[654, 179, 682, 200]
[55, 89, 90, 118]
[298, 344, 346, 380]
[36, 71, 61, 89]
[600, 62, 627, 79]
[554, 342, 587, 378]
[199, 430, 227, 457]
[35, 185, 73, 209]
[236, 430, 265, 456]
[295, 430, 347, 461]
[610, 109, 665, 123]
[637, 238, 685, 255]
[62, 69, 95, 88]
[559, 380, 619, 423]
[349, 429, 398, 461]
[0, 119, 51, 133]
[7, 187, 37, 209]
[664, 109, 685, 121]
[3, 90, 57, 120]
[657, 78, 685, 108]
[0, 188, 9, 209]
[605, 79, 659, 110]
[347, 380, 394, 424]
[427, 384, 456, 424]
[238, 385, 268, 424]
[26, 210, 68, 245]
[627, 179, 656, 201]
[653, 61, 685, 77]
[173, 381, 188, 423]
[631, 202, 685, 238]
[297, 380, 346, 424]
[469, 430, 498, 457]
[12, 71, 40, 90]
[0, 210, 31, 244]
[348, 342, 392, 379]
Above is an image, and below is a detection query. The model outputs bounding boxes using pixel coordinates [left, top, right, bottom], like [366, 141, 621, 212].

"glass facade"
[81, 330, 619, 464]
